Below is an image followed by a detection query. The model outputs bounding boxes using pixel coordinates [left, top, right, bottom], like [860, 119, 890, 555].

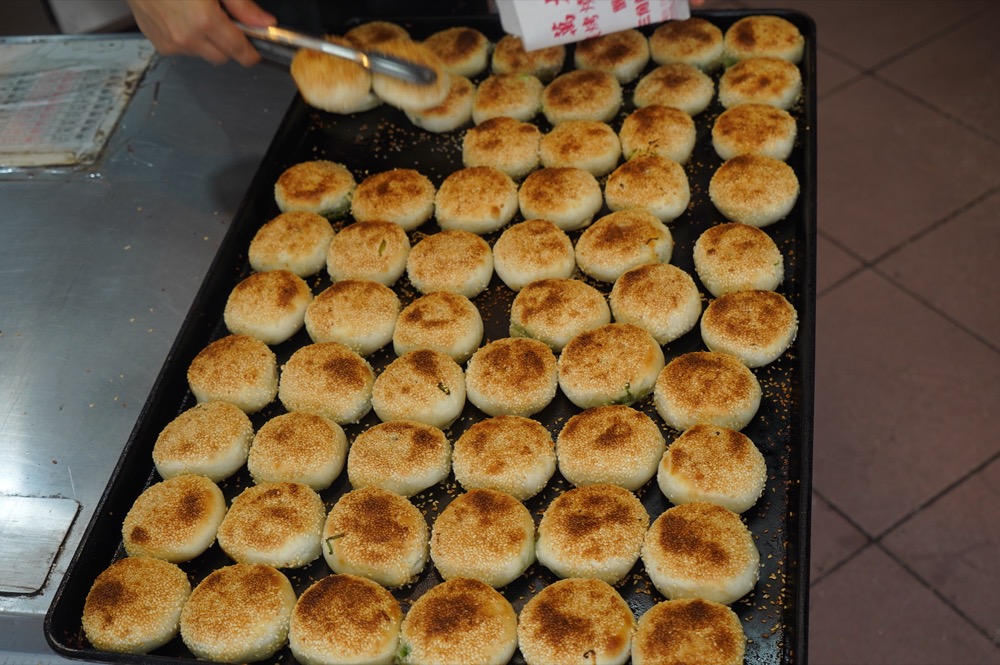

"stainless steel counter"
[0, 36, 297, 663]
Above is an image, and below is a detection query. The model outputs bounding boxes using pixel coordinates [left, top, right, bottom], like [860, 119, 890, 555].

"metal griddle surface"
[46, 10, 816, 665]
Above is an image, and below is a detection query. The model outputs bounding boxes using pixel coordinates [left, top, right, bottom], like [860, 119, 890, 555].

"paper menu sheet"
[0, 37, 154, 169]
[498, 0, 690, 51]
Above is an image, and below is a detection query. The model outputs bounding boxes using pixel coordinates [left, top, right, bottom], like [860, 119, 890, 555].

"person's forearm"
[126, 0, 276, 66]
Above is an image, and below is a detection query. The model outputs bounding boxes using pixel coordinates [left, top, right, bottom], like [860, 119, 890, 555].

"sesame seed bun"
[536, 483, 649, 584]
[556, 404, 665, 491]
[653, 351, 762, 431]
[289, 574, 402, 665]
[434, 166, 518, 235]
[658, 424, 767, 514]
[180, 564, 296, 663]
[371, 349, 466, 430]
[325, 219, 411, 286]
[322, 486, 429, 588]
[517, 167, 603, 232]
[452, 415, 556, 501]
[631, 598, 746, 665]
[248, 411, 347, 491]
[398, 578, 517, 665]
[122, 474, 226, 563]
[491, 34, 565, 82]
[557, 323, 665, 409]
[619, 104, 697, 164]
[574, 29, 650, 83]
[430, 488, 535, 588]
[275, 160, 356, 218]
[472, 73, 543, 125]
[216, 481, 326, 569]
[712, 103, 797, 161]
[278, 342, 375, 425]
[542, 69, 623, 125]
[290, 35, 379, 114]
[347, 420, 451, 497]
[517, 578, 634, 665]
[575, 210, 674, 284]
[718, 57, 802, 110]
[392, 291, 483, 364]
[187, 334, 278, 414]
[649, 17, 725, 71]
[405, 230, 494, 298]
[351, 168, 436, 231]
[610, 262, 702, 345]
[641, 502, 760, 605]
[344, 21, 410, 50]
[423, 26, 491, 78]
[248, 211, 334, 277]
[723, 15, 805, 64]
[82, 557, 191, 654]
[369, 39, 450, 112]
[152, 400, 253, 482]
[404, 73, 475, 134]
[304, 280, 400, 357]
[700, 289, 799, 367]
[509, 278, 610, 353]
[692, 222, 784, 297]
[604, 153, 691, 223]
[464, 337, 558, 418]
[633, 63, 714, 116]
[538, 119, 622, 178]
[223, 269, 312, 345]
[709, 154, 799, 228]
[493, 219, 576, 291]
[462, 116, 541, 180]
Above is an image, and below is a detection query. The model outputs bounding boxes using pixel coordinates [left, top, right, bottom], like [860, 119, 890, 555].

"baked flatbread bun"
[723, 15, 805, 64]
[434, 166, 518, 235]
[351, 168, 435, 231]
[517, 167, 603, 232]
[700, 289, 799, 367]
[122, 474, 225, 563]
[179, 563, 296, 663]
[82, 557, 191, 654]
[609, 262, 702, 345]
[345, 21, 409, 50]
[537, 483, 649, 584]
[275, 160, 355, 218]
[712, 103, 797, 161]
[216, 481, 326, 569]
[493, 219, 576, 291]
[542, 69, 622, 125]
[278, 342, 375, 425]
[653, 351, 762, 432]
[398, 578, 517, 665]
[604, 153, 691, 223]
[641, 502, 760, 605]
[322, 486, 429, 588]
[430, 488, 535, 588]
[370, 38, 450, 112]
[517, 578, 634, 665]
[422, 26, 490, 78]
[538, 119, 622, 177]
[465, 337, 558, 418]
[556, 404, 665, 491]
[347, 420, 451, 497]
[452, 415, 556, 501]
[693, 222, 784, 297]
[392, 291, 483, 364]
[658, 424, 767, 514]
[575, 210, 673, 283]
[404, 73, 475, 134]
[289, 574, 402, 665]
[462, 115, 541, 180]
[152, 400, 253, 482]
[574, 28, 650, 83]
[472, 72, 543, 125]
[223, 269, 312, 345]
[248, 211, 334, 277]
[325, 219, 410, 286]
[491, 34, 565, 81]
[632, 598, 746, 665]
[718, 56, 802, 110]
[248, 411, 347, 491]
[187, 334, 278, 414]
[304, 279, 400, 357]
[649, 17, 725, 71]
[633, 63, 714, 116]
[709, 153, 799, 227]
[509, 277, 610, 353]
[406, 229, 494, 298]
[619, 104, 697, 164]
[291, 35, 379, 114]
[371, 349, 466, 430]
[557, 323, 665, 409]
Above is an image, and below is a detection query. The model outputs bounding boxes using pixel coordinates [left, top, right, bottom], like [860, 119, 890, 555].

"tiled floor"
[3, 1, 999, 663]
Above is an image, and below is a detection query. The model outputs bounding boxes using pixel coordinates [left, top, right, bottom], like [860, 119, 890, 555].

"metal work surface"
[0, 34, 297, 663]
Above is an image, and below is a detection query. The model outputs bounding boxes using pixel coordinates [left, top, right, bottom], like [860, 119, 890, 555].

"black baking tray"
[46, 9, 816, 664]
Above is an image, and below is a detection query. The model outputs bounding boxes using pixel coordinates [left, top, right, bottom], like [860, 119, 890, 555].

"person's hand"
[126, 0, 276, 66]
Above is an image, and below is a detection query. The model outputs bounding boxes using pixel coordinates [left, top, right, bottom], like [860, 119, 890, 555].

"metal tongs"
[236, 23, 438, 85]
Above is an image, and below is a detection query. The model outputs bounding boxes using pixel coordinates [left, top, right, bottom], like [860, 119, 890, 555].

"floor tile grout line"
[874, 538, 1000, 648]
[807, 488, 875, 586]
